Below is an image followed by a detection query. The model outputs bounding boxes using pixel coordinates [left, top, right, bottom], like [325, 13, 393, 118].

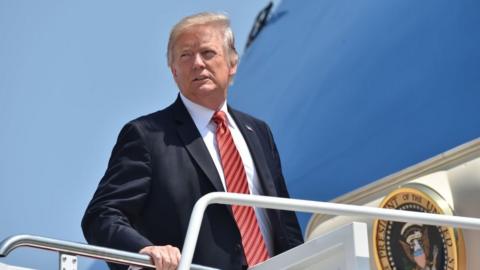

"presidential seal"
[373, 184, 465, 270]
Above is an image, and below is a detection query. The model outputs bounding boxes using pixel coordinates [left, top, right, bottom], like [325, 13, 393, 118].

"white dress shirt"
[180, 93, 274, 255]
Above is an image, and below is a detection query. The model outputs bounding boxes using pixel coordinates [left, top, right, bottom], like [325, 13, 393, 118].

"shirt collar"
[179, 93, 229, 129]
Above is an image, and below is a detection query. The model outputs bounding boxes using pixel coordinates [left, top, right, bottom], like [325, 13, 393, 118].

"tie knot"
[212, 111, 227, 127]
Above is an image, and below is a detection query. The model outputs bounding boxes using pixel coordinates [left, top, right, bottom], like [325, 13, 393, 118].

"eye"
[180, 52, 192, 59]
[202, 50, 216, 59]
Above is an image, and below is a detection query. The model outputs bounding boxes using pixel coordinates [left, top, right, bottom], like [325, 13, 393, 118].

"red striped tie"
[212, 111, 270, 267]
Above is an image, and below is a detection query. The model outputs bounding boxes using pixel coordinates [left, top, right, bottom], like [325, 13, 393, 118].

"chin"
[195, 85, 218, 95]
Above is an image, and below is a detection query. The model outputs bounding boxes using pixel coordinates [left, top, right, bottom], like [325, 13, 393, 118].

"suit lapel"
[228, 108, 277, 197]
[173, 97, 225, 192]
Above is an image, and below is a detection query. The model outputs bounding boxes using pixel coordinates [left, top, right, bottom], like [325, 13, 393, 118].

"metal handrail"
[177, 192, 480, 270]
[3, 193, 480, 270]
[0, 234, 217, 270]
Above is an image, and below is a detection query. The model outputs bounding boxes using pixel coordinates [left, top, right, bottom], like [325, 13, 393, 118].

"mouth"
[193, 75, 210, 82]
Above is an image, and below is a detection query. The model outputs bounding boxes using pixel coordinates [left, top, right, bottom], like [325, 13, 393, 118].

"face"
[171, 25, 237, 110]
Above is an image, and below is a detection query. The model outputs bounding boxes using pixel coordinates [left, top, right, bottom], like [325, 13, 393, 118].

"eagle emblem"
[372, 185, 465, 270]
[399, 224, 438, 270]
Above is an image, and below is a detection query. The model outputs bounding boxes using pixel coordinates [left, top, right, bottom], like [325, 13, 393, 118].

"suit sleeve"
[264, 123, 304, 248]
[82, 122, 154, 253]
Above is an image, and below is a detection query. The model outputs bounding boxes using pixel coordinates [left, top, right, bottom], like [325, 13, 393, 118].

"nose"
[192, 53, 205, 69]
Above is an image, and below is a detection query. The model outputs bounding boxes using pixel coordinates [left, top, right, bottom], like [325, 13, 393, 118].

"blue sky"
[0, 1, 271, 269]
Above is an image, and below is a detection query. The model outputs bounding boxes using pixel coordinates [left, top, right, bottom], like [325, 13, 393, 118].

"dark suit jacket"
[81, 96, 303, 269]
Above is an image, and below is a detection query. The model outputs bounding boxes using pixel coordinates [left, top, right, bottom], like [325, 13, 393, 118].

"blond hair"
[167, 12, 238, 68]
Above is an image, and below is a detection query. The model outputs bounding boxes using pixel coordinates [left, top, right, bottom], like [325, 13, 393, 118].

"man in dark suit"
[82, 12, 303, 270]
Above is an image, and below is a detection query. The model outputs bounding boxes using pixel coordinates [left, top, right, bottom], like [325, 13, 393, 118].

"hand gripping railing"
[0, 234, 217, 270]
[177, 192, 480, 270]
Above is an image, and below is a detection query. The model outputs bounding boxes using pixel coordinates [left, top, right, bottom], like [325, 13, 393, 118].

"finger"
[165, 246, 177, 270]
[174, 247, 181, 266]
[154, 254, 164, 270]
[139, 247, 157, 269]
[146, 248, 164, 270]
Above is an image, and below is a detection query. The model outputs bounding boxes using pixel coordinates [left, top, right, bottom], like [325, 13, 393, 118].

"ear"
[229, 62, 237, 77]
[171, 66, 177, 77]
